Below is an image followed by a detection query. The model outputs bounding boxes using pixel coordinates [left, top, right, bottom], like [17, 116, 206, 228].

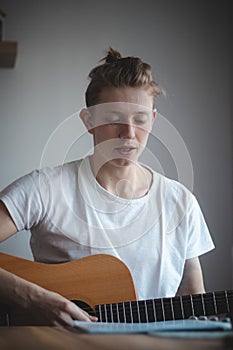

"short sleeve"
[0, 170, 48, 231]
[185, 194, 215, 259]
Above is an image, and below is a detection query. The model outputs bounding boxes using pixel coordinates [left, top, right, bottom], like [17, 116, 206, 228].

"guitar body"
[0, 252, 137, 325]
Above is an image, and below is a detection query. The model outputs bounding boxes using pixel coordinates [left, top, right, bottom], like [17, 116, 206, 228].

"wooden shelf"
[0, 41, 17, 68]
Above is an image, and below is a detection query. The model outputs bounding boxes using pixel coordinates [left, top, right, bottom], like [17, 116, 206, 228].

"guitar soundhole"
[71, 300, 96, 317]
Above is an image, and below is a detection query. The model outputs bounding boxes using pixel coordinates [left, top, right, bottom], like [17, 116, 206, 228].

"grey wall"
[0, 0, 232, 292]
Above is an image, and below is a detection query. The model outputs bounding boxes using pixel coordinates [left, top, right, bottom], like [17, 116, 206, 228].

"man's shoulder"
[149, 169, 195, 208]
[38, 158, 83, 178]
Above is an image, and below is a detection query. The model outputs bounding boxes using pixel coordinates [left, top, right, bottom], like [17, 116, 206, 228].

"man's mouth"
[115, 146, 137, 155]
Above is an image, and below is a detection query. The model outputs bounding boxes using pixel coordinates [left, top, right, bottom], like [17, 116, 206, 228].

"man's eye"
[134, 119, 147, 125]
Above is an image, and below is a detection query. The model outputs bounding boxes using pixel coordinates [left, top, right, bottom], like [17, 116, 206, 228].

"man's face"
[83, 86, 156, 167]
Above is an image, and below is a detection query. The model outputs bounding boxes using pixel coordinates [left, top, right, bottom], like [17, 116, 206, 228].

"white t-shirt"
[0, 157, 214, 299]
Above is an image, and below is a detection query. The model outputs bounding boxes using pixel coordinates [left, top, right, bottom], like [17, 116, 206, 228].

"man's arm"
[0, 200, 97, 325]
[0, 200, 18, 241]
[175, 256, 205, 296]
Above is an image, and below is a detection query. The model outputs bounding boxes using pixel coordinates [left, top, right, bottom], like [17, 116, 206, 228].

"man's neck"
[89, 155, 152, 199]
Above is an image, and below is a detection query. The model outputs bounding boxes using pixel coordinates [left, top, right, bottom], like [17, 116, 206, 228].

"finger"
[81, 309, 98, 322]
[74, 309, 97, 322]
[67, 302, 97, 322]
[89, 315, 98, 322]
[53, 311, 75, 327]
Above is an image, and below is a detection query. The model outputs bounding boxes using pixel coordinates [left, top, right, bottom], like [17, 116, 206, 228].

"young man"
[0, 48, 214, 326]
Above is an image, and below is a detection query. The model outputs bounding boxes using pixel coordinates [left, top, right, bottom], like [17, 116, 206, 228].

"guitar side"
[0, 252, 137, 325]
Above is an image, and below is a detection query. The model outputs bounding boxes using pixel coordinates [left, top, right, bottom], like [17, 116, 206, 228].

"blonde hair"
[85, 47, 161, 107]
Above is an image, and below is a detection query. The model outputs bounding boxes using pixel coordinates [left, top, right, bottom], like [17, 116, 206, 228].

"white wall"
[0, 0, 232, 292]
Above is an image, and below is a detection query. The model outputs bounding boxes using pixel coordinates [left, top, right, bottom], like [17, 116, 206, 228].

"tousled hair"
[85, 48, 161, 107]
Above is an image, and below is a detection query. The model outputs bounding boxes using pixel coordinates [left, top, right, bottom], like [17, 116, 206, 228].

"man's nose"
[119, 123, 135, 139]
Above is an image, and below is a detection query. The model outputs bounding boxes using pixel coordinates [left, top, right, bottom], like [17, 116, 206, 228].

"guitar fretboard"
[94, 290, 233, 323]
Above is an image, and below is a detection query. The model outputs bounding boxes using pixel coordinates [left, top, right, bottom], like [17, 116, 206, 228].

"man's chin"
[92, 151, 140, 169]
[109, 157, 136, 167]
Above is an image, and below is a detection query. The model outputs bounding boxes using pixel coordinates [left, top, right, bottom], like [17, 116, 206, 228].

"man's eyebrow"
[104, 110, 150, 116]
[103, 110, 123, 116]
[134, 111, 150, 115]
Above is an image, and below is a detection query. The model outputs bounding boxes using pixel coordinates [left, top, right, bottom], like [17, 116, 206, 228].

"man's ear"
[152, 108, 157, 123]
[148, 108, 157, 132]
[79, 108, 94, 134]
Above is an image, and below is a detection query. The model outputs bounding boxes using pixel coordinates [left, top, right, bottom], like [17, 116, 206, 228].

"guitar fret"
[104, 304, 108, 322]
[113, 304, 118, 322]
[137, 301, 141, 323]
[110, 304, 114, 322]
[201, 293, 206, 315]
[144, 301, 149, 323]
[117, 303, 124, 322]
[170, 298, 175, 320]
[161, 299, 165, 320]
[180, 296, 185, 319]
[212, 292, 217, 314]
[110, 304, 118, 322]
[123, 302, 126, 323]
[130, 303, 135, 323]
[227, 290, 233, 313]
[100, 304, 105, 322]
[95, 305, 100, 322]
[105, 304, 110, 322]
[152, 299, 157, 321]
[116, 303, 120, 322]
[127, 303, 132, 323]
[129, 302, 133, 323]
[225, 290, 230, 313]
[190, 295, 195, 315]
[99, 305, 103, 322]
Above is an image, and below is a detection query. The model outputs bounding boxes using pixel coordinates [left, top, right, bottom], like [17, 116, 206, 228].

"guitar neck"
[94, 290, 233, 323]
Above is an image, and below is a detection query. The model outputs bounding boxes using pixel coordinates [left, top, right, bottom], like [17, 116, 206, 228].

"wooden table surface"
[0, 327, 233, 350]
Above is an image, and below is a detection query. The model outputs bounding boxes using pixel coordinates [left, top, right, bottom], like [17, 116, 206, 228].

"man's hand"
[25, 287, 98, 326]
[0, 267, 97, 326]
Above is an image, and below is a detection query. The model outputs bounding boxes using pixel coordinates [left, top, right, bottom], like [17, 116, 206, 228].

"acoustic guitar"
[0, 252, 232, 326]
